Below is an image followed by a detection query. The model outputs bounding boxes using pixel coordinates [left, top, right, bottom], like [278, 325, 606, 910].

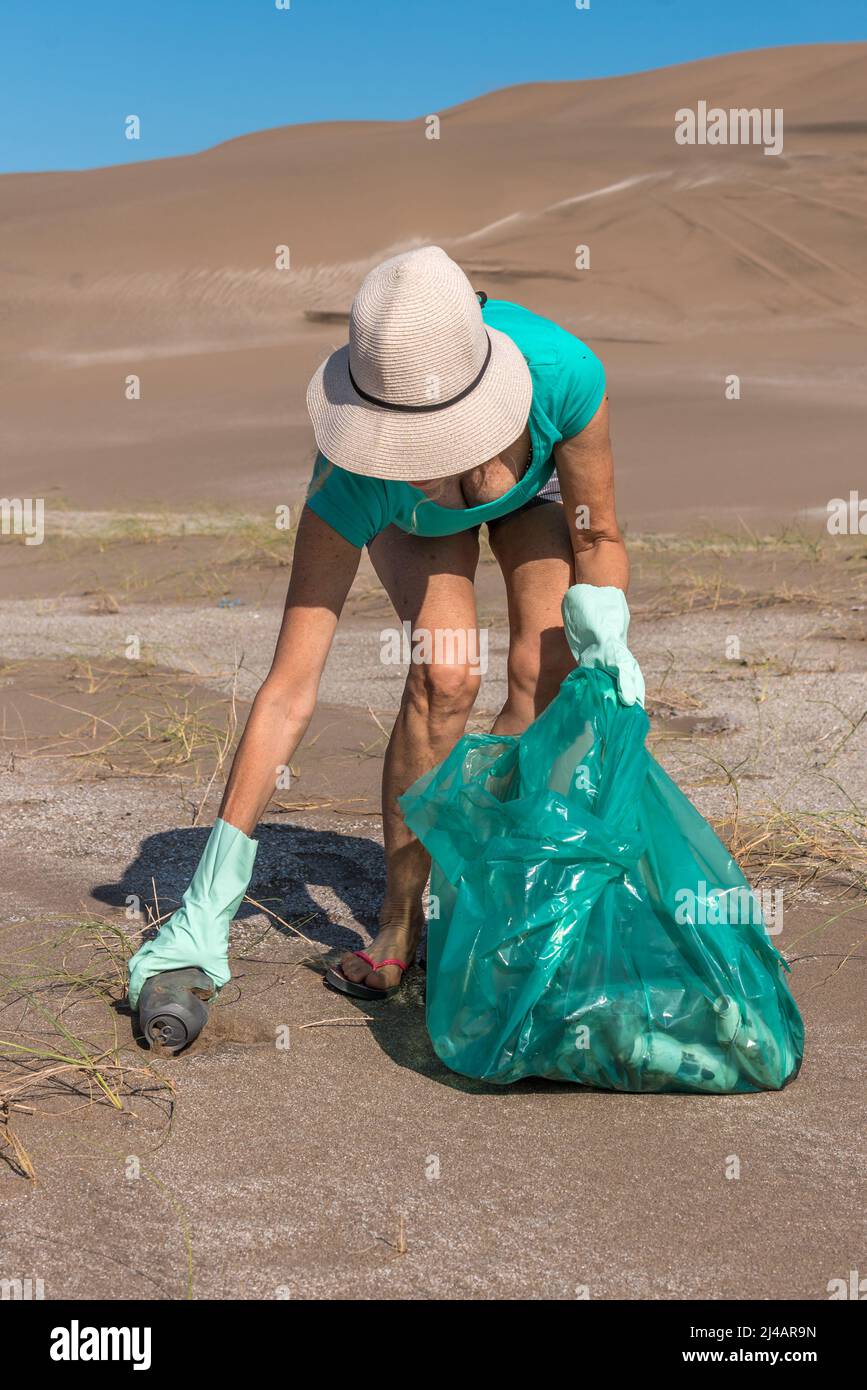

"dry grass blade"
[271, 795, 368, 813]
[242, 894, 323, 951]
[0, 915, 176, 1181]
[0, 1100, 37, 1180]
[192, 658, 241, 825]
[300, 1015, 374, 1029]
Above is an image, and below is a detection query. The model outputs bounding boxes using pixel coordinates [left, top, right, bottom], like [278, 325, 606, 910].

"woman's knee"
[406, 659, 481, 723]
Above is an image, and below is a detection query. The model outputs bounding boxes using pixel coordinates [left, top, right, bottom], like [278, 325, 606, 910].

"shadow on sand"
[94, 821, 579, 1094]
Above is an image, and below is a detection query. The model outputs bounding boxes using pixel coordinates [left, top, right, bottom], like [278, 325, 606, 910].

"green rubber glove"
[127, 818, 259, 1009]
[561, 583, 645, 707]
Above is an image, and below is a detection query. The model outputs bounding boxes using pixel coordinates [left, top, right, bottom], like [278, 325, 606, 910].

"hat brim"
[305, 326, 533, 482]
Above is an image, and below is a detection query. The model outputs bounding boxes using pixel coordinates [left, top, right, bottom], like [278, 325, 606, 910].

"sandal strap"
[353, 950, 408, 973]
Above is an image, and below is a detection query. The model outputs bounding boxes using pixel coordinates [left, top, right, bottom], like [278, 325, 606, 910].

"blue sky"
[1, 0, 863, 172]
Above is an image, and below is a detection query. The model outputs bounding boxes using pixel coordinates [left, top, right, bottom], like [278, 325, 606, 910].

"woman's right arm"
[127, 506, 362, 1005]
[218, 505, 362, 833]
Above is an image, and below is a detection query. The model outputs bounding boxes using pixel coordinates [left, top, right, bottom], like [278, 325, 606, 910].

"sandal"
[324, 950, 409, 1001]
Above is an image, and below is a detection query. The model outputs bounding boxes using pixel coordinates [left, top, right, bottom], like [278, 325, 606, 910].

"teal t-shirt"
[305, 298, 606, 548]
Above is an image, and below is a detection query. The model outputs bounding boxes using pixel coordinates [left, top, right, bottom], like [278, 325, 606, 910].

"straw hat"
[306, 246, 532, 480]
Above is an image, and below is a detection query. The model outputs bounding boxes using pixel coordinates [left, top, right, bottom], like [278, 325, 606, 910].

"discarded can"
[137, 967, 214, 1053]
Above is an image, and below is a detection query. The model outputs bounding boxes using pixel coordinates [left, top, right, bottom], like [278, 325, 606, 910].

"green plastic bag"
[400, 667, 803, 1093]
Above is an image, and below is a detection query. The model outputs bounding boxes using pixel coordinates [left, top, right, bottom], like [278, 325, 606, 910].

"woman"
[127, 246, 643, 1007]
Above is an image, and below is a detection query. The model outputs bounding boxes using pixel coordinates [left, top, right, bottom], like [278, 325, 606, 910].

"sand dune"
[1, 43, 865, 520]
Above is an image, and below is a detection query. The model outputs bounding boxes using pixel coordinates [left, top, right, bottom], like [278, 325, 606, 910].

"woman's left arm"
[553, 393, 629, 591]
[554, 393, 644, 705]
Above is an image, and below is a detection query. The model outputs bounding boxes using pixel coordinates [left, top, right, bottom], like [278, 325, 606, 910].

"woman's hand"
[127, 818, 258, 1007]
[561, 583, 645, 707]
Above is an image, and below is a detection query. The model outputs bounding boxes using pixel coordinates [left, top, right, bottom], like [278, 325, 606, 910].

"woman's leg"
[487, 501, 577, 735]
[338, 525, 482, 990]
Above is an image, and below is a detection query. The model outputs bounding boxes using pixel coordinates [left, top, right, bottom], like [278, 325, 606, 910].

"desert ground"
[1, 44, 865, 1299]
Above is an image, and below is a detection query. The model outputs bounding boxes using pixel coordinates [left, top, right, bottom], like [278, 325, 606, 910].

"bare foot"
[338, 906, 423, 992]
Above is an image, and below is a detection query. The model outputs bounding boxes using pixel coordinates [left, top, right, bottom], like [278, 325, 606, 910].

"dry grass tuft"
[718, 802, 867, 899]
[6, 659, 245, 821]
[0, 914, 175, 1182]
